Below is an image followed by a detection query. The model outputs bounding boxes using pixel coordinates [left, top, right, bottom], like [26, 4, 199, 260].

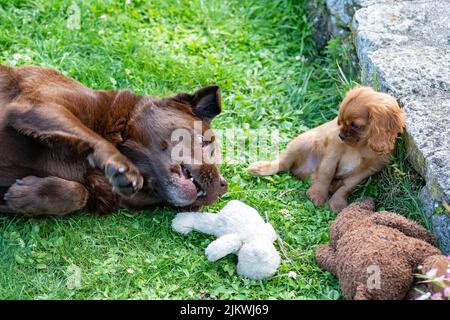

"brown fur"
[248, 86, 405, 212]
[315, 198, 449, 300]
[0, 65, 227, 216]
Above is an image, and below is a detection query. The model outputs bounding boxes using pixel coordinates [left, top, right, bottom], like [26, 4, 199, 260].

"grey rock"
[432, 215, 450, 256]
[306, 1, 332, 50]
[352, 0, 450, 254]
[419, 186, 437, 218]
[316, 0, 450, 254]
[327, 0, 375, 26]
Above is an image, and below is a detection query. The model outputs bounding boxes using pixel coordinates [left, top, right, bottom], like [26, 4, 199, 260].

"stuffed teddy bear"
[316, 198, 450, 300]
[172, 200, 281, 280]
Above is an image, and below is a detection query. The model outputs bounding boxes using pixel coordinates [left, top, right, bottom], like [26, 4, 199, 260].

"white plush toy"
[172, 200, 281, 280]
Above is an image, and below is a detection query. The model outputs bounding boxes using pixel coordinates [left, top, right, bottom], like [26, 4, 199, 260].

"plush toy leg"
[205, 234, 242, 261]
[354, 282, 371, 300]
[172, 212, 219, 235]
[402, 238, 442, 274]
[370, 212, 436, 245]
[315, 244, 338, 275]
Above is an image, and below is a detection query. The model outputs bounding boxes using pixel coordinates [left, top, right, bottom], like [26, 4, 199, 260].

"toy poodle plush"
[248, 86, 405, 213]
[172, 200, 280, 280]
[315, 198, 450, 300]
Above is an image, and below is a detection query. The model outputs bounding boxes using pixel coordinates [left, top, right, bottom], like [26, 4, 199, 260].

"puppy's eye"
[350, 123, 361, 131]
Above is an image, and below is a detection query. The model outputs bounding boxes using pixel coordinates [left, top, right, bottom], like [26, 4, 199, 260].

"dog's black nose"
[338, 132, 347, 141]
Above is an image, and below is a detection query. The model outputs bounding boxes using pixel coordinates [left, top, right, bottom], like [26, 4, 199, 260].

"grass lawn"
[0, 0, 428, 299]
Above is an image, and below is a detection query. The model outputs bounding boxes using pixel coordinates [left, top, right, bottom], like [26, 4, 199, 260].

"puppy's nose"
[219, 176, 228, 193]
[339, 132, 347, 141]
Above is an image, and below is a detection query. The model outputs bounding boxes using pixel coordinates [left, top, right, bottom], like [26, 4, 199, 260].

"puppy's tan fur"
[248, 87, 405, 212]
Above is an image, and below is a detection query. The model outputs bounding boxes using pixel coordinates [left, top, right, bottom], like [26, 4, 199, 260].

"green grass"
[0, 0, 428, 299]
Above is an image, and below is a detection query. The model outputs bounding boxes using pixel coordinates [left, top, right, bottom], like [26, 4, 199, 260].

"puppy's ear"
[191, 86, 222, 120]
[367, 99, 405, 155]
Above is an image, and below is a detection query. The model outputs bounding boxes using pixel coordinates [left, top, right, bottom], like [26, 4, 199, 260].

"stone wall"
[312, 0, 450, 254]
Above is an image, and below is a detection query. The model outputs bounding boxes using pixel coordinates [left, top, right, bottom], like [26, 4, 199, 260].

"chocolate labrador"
[0, 65, 227, 216]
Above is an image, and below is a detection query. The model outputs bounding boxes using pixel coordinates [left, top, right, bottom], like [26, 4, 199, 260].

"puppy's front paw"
[104, 155, 143, 197]
[307, 186, 328, 207]
[247, 161, 278, 176]
[329, 194, 348, 213]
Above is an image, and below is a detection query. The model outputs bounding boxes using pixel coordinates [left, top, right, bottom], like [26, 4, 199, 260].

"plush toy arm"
[370, 212, 435, 244]
[315, 244, 338, 276]
[205, 234, 242, 262]
[172, 212, 219, 235]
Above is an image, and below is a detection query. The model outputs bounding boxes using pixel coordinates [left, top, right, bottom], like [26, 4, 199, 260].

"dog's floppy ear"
[367, 98, 405, 155]
[190, 85, 222, 120]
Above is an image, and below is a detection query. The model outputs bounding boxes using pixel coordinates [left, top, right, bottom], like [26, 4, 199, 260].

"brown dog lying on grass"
[248, 87, 405, 212]
[0, 65, 227, 216]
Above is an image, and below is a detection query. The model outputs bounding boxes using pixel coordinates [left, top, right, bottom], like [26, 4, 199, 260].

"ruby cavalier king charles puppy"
[248, 86, 405, 213]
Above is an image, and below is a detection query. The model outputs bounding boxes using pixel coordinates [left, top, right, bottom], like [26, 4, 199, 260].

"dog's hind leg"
[0, 165, 41, 212]
[247, 159, 285, 176]
[3, 176, 89, 216]
[248, 135, 314, 177]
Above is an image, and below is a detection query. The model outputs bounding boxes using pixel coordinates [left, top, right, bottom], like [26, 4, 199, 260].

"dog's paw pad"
[4, 177, 45, 214]
[105, 159, 143, 197]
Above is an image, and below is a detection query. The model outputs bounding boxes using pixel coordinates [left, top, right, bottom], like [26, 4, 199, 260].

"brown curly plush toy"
[316, 198, 449, 300]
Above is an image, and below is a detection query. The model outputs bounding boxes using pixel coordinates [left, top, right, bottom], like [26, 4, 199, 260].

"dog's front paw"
[307, 186, 328, 207]
[104, 154, 143, 197]
[329, 194, 348, 213]
[247, 161, 278, 176]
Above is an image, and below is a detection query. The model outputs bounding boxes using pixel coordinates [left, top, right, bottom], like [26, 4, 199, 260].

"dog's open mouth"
[180, 164, 207, 198]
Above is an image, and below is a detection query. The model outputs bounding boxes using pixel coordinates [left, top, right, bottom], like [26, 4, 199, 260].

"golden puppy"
[248, 87, 405, 213]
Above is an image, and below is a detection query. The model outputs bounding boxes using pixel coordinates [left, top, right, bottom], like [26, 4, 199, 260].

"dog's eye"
[195, 134, 203, 145]
[350, 123, 360, 131]
[202, 136, 215, 147]
[195, 134, 213, 147]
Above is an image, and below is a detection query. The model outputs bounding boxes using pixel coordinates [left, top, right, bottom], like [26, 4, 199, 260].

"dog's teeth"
[88, 157, 96, 168]
[197, 190, 206, 197]
[190, 177, 194, 181]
